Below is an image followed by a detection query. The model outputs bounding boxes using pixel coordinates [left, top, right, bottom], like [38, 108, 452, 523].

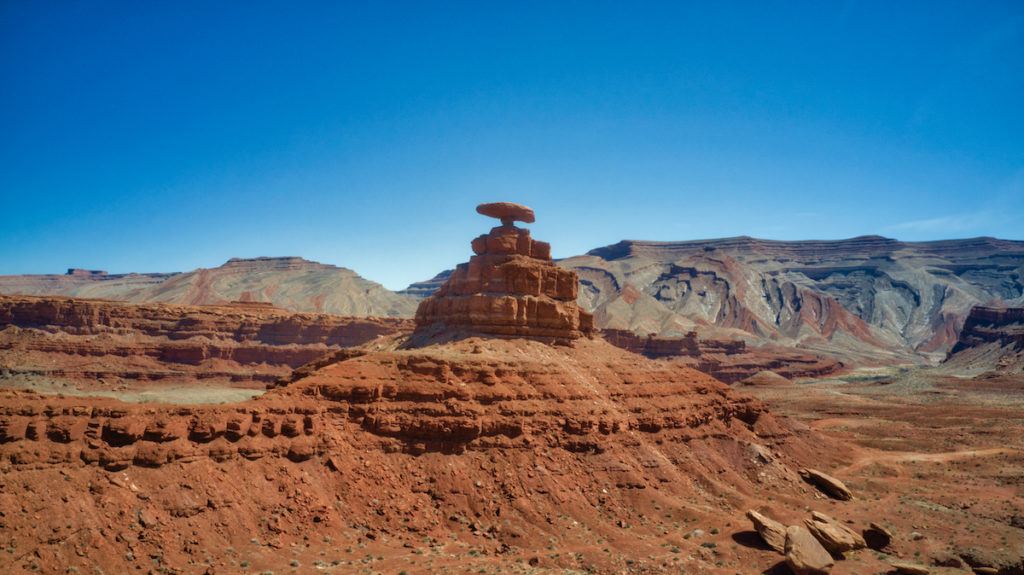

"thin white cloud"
[884, 212, 994, 233]
[886, 170, 1023, 236]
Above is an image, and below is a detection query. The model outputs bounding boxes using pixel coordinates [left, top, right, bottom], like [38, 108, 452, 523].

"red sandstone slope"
[0, 335, 845, 574]
[0, 295, 412, 396]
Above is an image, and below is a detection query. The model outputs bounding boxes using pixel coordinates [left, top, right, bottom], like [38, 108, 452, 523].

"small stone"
[863, 522, 892, 550]
[138, 508, 159, 529]
[889, 561, 929, 575]
[928, 551, 963, 568]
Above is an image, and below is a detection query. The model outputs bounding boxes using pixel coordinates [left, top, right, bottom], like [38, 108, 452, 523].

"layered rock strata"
[949, 306, 1024, 355]
[566, 235, 1024, 363]
[0, 295, 412, 388]
[601, 328, 841, 382]
[414, 203, 594, 342]
[942, 305, 1024, 376]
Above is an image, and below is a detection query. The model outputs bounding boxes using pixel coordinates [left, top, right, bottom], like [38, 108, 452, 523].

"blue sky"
[2, 1, 1022, 289]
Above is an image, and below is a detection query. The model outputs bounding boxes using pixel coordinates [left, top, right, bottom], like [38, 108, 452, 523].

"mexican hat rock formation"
[414, 202, 594, 342]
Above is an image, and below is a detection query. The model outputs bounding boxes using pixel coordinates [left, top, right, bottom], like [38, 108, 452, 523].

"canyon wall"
[564, 236, 1024, 363]
[0, 295, 413, 389]
[942, 305, 1024, 376]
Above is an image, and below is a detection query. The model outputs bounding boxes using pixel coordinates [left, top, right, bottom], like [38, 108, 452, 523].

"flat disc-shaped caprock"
[476, 202, 536, 225]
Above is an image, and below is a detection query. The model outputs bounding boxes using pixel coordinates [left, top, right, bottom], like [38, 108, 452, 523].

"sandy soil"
[0, 373, 266, 404]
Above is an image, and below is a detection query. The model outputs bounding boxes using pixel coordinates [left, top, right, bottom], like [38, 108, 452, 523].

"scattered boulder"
[889, 561, 929, 575]
[956, 546, 1023, 574]
[138, 507, 160, 529]
[928, 551, 964, 568]
[799, 468, 853, 500]
[746, 509, 787, 553]
[748, 443, 773, 463]
[863, 522, 893, 550]
[785, 525, 835, 575]
[805, 511, 866, 555]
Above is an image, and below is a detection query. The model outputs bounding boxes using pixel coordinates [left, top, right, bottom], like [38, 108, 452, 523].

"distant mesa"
[66, 268, 108, 277]
[397, 269, 453, 298]
[413, 202, 593, 342]
[228, 290, 277, 308]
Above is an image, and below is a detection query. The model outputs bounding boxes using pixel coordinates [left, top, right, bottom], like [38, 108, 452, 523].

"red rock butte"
[414, 202, 594, 342]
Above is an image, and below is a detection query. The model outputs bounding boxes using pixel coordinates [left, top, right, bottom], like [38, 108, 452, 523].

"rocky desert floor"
[736, 366, 1024, 574]
[1, 361, 1020, 574]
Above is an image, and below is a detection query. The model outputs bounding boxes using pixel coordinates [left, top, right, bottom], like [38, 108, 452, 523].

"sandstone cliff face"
[0, 270, 175, 300]
[0, 295, 412, 390]
[0, 256, 419, 317]
[563, 236, 1024, 363]
[942, 306, 1024, 376]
